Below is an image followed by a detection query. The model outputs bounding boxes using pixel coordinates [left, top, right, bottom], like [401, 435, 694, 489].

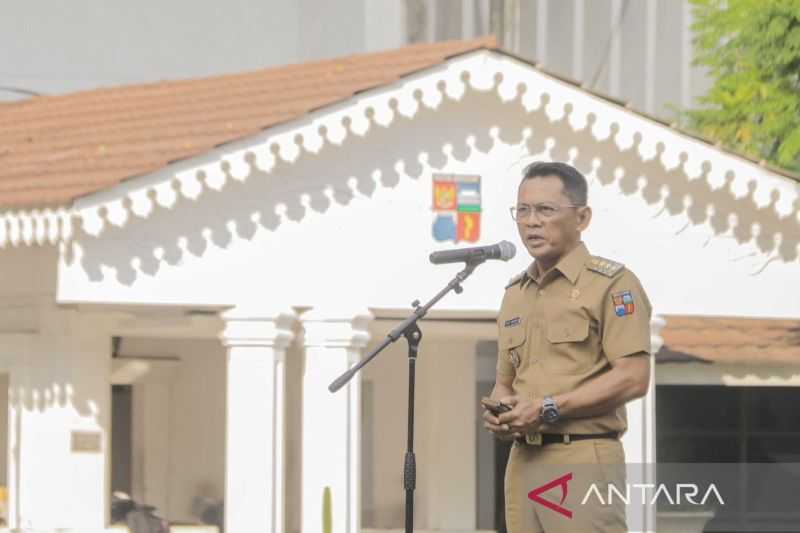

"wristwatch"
[540, 395, 560, 423]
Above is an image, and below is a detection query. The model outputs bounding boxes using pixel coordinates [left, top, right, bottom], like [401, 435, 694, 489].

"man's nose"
[523, 214, 543, 227]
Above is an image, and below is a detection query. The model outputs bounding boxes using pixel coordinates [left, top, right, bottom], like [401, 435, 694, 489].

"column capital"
[299, 306, 373, 349]
[219, 304, 296, 349]
[650, 314, 667, 354]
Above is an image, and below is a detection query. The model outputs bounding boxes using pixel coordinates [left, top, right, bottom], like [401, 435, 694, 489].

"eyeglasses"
[509, 202, 584, 221]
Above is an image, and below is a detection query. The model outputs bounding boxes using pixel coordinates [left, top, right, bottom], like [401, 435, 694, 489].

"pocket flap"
[546, 316, 589, 343]
[499, 316, 527, 349]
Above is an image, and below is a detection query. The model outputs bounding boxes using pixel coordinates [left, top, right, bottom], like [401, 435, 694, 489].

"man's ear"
[576, 206, 592, 231]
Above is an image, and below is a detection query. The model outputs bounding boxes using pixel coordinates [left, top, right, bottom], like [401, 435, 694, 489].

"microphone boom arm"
[328, 258, 483, 393]
[327, 257, 486, 533]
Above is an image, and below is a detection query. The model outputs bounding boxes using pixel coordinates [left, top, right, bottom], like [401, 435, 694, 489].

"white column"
[623, 314, 665, 533]
[300, 307, 373, 533]
[220, 304, 296, 533]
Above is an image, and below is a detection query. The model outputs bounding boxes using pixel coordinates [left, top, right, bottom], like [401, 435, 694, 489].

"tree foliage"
[687, 0, 800, 171]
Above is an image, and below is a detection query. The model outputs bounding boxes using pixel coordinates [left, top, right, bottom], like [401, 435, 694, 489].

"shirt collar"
[525, 242, 589, 286]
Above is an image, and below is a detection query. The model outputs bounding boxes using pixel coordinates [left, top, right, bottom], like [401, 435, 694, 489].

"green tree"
[687, 0, 800, 171]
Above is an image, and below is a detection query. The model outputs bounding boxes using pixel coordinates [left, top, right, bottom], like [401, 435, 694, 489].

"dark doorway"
[111, 384, 133, 495]
[476, 379, 513, 533]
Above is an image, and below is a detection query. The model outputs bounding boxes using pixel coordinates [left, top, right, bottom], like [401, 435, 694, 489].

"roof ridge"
[0, 36, 497, 208]
[0, 36, 497, 111]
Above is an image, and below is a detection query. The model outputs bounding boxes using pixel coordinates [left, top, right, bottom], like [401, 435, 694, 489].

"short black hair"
[521, 161, 587, 205]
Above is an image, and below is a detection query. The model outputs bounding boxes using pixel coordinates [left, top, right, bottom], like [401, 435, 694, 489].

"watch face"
[542, 407, 559, 423]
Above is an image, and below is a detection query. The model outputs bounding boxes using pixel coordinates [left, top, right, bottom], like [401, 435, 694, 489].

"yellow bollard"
[322, 486, 332, 533]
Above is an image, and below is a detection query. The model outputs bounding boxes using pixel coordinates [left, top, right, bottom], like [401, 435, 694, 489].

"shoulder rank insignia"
[505, 270, 527, 289]
[586, 256, 625, 277]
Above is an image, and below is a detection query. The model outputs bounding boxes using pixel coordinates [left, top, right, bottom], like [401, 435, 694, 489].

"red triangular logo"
[527, 472, 573, 519]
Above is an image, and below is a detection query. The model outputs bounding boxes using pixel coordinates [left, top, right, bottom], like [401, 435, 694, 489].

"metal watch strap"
[541, 395, 559, 422]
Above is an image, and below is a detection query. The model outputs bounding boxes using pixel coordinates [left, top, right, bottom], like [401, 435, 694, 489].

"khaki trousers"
[504, 438, 627, 533]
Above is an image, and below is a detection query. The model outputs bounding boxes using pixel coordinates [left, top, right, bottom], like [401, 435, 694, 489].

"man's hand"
[496, 395, 543, 435]
[483, 372, 519, 440]
[482, 408, 521, 441]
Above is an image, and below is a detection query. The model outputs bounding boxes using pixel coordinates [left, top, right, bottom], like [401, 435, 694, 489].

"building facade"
[3, 0, 707, 123]
[0, 38, 798, 533]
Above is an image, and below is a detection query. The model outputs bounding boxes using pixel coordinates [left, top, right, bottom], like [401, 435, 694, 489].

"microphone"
[429, 241, 516, 265]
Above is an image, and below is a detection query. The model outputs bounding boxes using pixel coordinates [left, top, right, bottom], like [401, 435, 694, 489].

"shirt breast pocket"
[543, 309, 594, 375]
[499, 315, 528, 371]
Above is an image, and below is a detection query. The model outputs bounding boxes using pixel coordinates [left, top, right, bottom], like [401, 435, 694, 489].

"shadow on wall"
[67, 74, 800, 285]
[7, 364, 105, 526]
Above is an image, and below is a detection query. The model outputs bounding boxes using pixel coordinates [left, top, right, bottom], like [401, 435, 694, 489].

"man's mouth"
[527, 235, 547, 246]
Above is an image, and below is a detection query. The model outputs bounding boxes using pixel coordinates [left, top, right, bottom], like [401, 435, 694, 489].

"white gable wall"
[55, 51, 799, 319]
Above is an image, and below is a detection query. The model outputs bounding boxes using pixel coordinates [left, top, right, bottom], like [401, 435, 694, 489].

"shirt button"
[540, 288, 546, 295]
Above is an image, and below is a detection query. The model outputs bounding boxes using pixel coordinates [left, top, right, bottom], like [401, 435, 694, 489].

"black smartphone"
[481, 397, 512, 416]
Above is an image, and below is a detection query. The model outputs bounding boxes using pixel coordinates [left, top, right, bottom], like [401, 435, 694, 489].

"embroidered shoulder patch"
[586, 256, 624, 277]
[612, 290, 635, 316]
[505, 270, 526, 289]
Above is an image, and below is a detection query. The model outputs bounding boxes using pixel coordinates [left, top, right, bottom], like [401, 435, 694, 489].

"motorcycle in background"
[111, 492, 169, 533]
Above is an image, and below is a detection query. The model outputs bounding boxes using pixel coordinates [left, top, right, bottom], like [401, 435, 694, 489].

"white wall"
[0, 247, 57, 299]
[0, 245, 113, 530]
[58, 52, 799, 320]
[0, 310, 111, 531]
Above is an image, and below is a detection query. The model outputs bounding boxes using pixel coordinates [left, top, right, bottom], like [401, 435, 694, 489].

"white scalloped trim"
[1, 50, 797, 254]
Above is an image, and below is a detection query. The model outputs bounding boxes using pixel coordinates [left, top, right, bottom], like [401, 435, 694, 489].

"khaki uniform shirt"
[496, 242, 652, 435]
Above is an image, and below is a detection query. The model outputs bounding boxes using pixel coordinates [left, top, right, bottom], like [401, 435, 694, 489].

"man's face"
[515, 176, 590, 264]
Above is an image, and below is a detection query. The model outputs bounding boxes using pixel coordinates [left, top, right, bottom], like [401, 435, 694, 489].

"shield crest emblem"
[432, 174, 481, 243]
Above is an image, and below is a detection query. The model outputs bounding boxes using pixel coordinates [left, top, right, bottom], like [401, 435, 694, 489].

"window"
[656, 385, 800, 527]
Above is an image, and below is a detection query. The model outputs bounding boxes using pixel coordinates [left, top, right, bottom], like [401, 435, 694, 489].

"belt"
[515, 431, 619, 446]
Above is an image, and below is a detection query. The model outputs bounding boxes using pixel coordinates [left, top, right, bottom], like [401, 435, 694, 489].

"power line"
[0, 85, 42, 97]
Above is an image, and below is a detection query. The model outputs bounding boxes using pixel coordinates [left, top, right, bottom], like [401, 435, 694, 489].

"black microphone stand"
[328, 259, 485, 533]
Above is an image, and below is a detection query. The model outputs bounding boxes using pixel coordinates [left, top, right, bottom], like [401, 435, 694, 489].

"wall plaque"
[71, 430, 102, 453]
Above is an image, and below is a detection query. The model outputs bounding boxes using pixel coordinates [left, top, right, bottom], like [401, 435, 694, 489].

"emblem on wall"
[432, 174, 481, 243]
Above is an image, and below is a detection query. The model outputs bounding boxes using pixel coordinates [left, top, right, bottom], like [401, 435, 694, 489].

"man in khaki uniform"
[483, 162, 652, 532]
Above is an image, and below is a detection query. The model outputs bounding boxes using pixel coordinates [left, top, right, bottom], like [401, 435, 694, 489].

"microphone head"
[498, 240, 516, 261]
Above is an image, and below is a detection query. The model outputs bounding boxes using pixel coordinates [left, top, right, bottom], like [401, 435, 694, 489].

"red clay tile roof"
[657, 316, 800, 364]
[0, 37, 496, 208]
[4, 34, 798, 211]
